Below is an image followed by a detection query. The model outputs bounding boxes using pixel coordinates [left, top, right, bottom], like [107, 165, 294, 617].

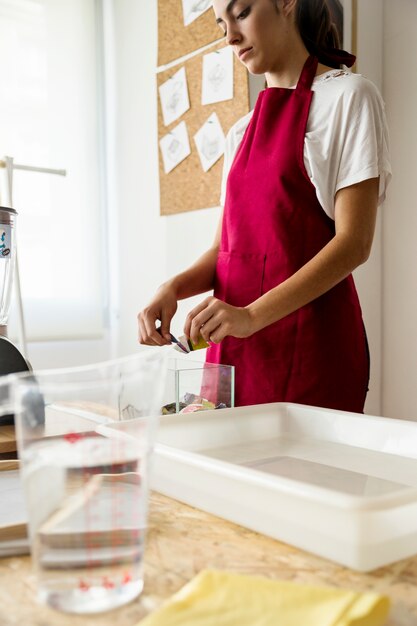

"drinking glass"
[11, 350, 167, 614]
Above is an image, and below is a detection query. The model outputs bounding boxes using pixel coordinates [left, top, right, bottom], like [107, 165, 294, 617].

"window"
[0, 0, 105, 341]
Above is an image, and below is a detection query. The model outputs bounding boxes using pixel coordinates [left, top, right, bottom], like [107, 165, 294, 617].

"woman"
[138, 0, 391, 412]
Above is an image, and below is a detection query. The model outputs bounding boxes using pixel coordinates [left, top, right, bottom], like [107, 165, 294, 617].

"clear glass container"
[0, 206, 17, 327]
[3, 351, 168, 614]
[161, 358, 235, 414]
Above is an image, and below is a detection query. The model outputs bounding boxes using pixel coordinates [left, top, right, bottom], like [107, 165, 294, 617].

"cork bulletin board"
[157, 38, 249, 216]
[158, 0, 222, 67]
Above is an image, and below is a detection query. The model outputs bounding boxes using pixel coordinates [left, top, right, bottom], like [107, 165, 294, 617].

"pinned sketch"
[194, 112, 226, 173]
[159, 67, 190, 127]
[202, 46, 234, 105]
[182, 0, 213, 27]
[160, 121, 191, 174]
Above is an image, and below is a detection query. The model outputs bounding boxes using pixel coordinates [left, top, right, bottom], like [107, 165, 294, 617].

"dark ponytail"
[295, 0, 351, 69]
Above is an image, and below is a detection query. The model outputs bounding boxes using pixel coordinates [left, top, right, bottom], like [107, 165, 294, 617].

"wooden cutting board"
[0, 424, 17, 455]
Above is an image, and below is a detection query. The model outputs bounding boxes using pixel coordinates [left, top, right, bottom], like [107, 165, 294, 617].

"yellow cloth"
[139, 570, 390, 626]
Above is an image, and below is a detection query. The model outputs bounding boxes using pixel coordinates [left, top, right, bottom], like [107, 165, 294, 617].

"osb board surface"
[158, 0, 221, 67]
[0, 492, 417, 625]
[158, 40, 249, 215]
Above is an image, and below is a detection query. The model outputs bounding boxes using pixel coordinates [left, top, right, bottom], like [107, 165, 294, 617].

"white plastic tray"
[150, 402, 417, 572]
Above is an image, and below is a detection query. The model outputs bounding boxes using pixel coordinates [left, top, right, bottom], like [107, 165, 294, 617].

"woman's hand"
[184, 297, 255, 345]
[138, 284, 178, 346]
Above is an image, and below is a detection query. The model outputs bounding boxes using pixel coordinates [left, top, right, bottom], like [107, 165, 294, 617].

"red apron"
[206, 55, 369, 413]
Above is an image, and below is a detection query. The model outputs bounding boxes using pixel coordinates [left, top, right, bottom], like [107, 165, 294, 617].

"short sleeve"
[335, 78, 392, 207]
[304, 74, 392, 220]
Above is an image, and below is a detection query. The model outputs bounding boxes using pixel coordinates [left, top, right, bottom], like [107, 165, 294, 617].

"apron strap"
[296, 55, 319, 92]
[296, 48, 357, 93]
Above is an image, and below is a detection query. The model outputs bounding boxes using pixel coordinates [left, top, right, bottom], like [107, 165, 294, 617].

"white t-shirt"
[220, 69, 392, 220]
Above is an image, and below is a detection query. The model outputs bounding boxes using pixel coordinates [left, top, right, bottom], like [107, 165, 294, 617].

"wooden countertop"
[0, 491, 417, 626]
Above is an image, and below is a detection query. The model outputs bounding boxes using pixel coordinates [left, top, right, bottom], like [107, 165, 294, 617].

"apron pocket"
[214, 250, 266, 307]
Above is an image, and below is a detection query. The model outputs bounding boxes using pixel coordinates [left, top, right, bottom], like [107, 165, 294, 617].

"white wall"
[353, 0, 384, 415]
[381, 0, 417, 419]
[111, 0, 164, 356]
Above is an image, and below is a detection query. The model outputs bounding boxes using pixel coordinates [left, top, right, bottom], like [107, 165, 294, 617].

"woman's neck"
[264, 34, 309, 87]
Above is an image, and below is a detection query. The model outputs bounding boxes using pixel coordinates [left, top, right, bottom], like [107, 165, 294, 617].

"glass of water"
[11, 351, 167, 614]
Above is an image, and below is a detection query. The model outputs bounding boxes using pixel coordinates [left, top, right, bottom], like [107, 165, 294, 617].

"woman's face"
[213, 0, 294, 75]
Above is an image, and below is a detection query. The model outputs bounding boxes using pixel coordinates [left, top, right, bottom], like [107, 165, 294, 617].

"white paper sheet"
[194, 112, 225, 172]
[159, 67, 190, 127]
[159, 121, 191, 174]
[202, 46, 234, 105]
[182, 0, 213, 27]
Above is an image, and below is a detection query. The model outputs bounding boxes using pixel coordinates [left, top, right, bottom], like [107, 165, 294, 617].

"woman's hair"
[294, 0, 343, 68]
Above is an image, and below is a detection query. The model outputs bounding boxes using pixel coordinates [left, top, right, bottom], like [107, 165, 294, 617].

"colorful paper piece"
[159, 67, 190, 127]
[160, 121, 191, 174]
[182, 0, 213, 27]
[202, 46, 234, 105]
[194, 112, 225, 172]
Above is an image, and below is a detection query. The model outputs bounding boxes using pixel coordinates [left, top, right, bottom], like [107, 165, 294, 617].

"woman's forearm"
[247, 179, 379, 334]
[247, 232, 368, 334]
[163, 245, 219, 301]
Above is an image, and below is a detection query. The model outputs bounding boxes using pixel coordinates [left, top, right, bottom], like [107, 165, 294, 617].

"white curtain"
[0, 0, 105, 340]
